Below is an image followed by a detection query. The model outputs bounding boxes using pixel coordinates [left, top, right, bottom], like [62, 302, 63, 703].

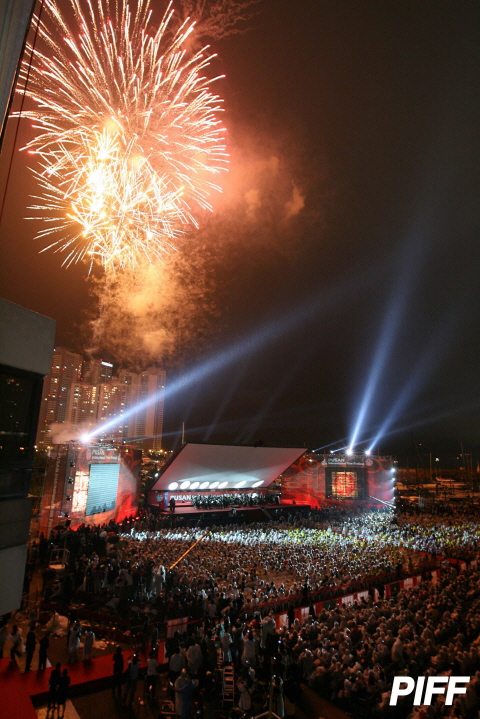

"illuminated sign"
[327, 454, 365, 466]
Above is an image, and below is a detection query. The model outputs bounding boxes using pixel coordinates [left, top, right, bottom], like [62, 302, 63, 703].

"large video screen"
[326, 466, 366, 499]
[85, 463, 120, 516]
[330, 471, 359, 499]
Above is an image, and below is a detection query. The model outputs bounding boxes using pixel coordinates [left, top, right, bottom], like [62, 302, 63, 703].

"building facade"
[36, 347, 83, 448]
[36, 353, 166, 452]
[0, 298, 55, 615]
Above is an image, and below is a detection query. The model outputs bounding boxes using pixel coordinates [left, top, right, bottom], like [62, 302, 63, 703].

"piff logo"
[390, 676, 470, 706]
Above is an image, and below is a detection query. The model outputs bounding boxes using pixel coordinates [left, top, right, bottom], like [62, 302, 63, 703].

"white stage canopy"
[151, 443, 305, 492]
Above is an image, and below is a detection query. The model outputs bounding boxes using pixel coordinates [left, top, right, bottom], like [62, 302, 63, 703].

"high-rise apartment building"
[67, 382, 99, 433]
[98, 368, 166, 451]
[36, 347, 83, 448]
[83, 358, 114, 385]
[36, 352, 166, 451]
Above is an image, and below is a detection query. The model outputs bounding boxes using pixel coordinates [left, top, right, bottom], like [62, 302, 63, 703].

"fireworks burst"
[19, 0, 228, 271]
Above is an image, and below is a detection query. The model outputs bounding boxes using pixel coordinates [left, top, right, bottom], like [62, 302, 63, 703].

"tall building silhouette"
[36, 347, 83, 448]
[36, 352, 165, 451]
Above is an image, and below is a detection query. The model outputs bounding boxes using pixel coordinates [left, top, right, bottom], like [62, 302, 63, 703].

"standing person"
[269, 675, 285, 718]
[242, 631, 256, 667]
[174, 669, 195, 719]
[221, 630, 232, 664]
[83, 626, 95, 660]
[25, 623, 36, 672]
[48, 663, 61, 711]
[38, 632, 50, 672]
[112, 646, 124, 698]
[7, 624, 23, 662]
[68, 624, 81, 663]
[186, 640, 203, 677]
[237, 676, 252, 713]
[66, 609, 77, 648]
[287, 604, 295, 629]
[144, 650, 158, 700]
[123, 653, 140, 707]
[169, 647, 185, 685]
[170, 496, 176, 514]
[57, 668, 71, 719]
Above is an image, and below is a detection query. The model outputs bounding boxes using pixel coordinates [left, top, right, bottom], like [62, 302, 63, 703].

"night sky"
[1, 0, 480, 460]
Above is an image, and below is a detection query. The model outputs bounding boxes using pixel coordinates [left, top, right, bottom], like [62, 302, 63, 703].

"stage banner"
[300, 606, 310, 622]
[155, 492, 169, 510]
[166, 617, 188, 638]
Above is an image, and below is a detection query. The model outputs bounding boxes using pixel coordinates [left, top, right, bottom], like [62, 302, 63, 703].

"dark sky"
[1, 0, 480, 460]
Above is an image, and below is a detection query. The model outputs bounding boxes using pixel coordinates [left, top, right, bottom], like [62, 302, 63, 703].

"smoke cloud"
[85, 127, 320, 370]
[49, 422, 91, 444]
[285, 185, 305, 219]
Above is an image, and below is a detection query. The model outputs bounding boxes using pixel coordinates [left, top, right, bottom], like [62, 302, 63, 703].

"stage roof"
[151, 443, 305, 492]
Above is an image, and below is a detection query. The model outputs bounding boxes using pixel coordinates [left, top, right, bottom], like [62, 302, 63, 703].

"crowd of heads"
[13, 503, 480, 718]
[340, 507, 480, 559]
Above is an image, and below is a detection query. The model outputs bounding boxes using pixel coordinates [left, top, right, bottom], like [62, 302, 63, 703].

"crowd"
[339, 508, 480, 559]
[4, 504, 480, 718]
[190, 492, 280, 510]
[32, 520, 428, 620]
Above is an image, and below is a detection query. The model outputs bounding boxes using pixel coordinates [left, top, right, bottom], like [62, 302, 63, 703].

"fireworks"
[19, 0, 228, 271]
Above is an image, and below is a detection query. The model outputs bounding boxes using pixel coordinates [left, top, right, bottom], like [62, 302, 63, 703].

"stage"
[159, 501, 310, 515]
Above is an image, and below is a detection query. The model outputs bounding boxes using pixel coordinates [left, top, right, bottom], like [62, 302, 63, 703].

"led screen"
[85, 462, 120, 516]
[330, 470, 359, 499]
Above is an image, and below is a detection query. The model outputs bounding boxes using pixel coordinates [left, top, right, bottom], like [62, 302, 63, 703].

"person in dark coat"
[25, 623, 36, 672]
[112, 646, 124, 697]
[38, 632, 50, 672]
[123, 653, 140, 707]
[48, 663, 61, 710]
[57, 668, 70, 718]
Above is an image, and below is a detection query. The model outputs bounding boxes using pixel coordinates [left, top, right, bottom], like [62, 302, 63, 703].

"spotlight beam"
[348, 217, 432, 450]
[86, 263, 379, 441]
[367, 305, 461, 452]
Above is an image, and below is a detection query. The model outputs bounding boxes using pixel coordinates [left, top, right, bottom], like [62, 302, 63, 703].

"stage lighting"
[252, 480, 264, 487]
[346, 447, 353, 456]
[190, 482, 200, 489]
[200, 481, 210, 489]
[235, 480, 246, 488]
[180, 481, 190, 489]
[365, 449, 371, 456]
[168, 481, 178, 490]
[65, 495, 71, 501]
[210, 481, 219, 489]
[218, 481, 228, 489]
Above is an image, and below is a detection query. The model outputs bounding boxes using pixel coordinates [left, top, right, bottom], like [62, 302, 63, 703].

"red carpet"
[0, 644, 166, 719]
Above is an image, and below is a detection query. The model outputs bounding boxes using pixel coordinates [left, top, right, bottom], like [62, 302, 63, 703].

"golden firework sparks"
[19, 0, 228, 271]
